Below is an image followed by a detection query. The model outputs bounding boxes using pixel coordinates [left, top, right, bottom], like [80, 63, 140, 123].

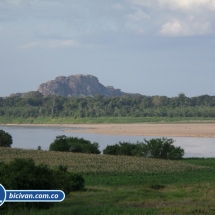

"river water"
[0, 125, 214, 158]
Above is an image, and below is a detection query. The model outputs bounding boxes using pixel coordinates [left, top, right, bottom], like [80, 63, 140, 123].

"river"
[0, 125, 214, 158]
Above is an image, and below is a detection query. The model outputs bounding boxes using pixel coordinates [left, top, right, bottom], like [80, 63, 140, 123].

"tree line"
[49, 135, 184, 160]
[1, 92, 215, 118]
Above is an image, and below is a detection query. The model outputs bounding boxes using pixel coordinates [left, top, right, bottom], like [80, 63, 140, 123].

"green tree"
[49, 135, 101, 154]
[103, 144, 120, 155]
[0, 130, 12, 147]
[49, 135, 70, 151]
[103, 142, 141, 156]
[141, 138, 184, 159]
[22, 91, 43, 99]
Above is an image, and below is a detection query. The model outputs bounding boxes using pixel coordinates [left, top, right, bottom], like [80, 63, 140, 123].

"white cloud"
[19, 39, 78, 49]
[160, 20, 190, 36]
[128, 0, 215, 36]
[159, 0, 215, 10]
[160, 19, 210, 36]
[129, 0, 215, 11]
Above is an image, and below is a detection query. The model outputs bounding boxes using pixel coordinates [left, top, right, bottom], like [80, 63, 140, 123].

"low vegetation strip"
[0, 148, 205, 174]
[1, 116, 215, 124]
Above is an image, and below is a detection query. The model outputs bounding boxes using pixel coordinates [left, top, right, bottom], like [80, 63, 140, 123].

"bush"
[103, 144, 120, 155]
[0, 158, 57, 190]
[49, 135, 101, 154]
[0, 158, 57, 211]
[103, 138, 184, 160]
[53, 165, 85, 194]
[0, 158, 85, 211]
[103, 142, 139, 156]
[49, 135, 70, 152]
[141, 138, 184, 159]
[0, 130, 12, 147]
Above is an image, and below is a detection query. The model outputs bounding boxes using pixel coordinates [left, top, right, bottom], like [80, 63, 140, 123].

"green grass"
[1, 116, 215, 124]
[84, 169, 215, 187]
[3, 182, 215, 215]
[2, 149, 215, 214]
[182, 158, 215, 168]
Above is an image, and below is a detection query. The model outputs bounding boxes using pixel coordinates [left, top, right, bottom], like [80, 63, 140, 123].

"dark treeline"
[1, 91, 215, 118]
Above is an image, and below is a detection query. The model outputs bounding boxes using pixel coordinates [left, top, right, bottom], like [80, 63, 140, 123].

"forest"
[0, 92, 215, 118]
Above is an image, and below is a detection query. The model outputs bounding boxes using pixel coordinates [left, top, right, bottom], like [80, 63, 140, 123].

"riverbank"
[1, 123, 215, 138]
[1, 116, 215, 124]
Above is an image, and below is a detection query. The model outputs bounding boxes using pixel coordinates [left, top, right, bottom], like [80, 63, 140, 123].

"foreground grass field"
[1, 148, 215, 214]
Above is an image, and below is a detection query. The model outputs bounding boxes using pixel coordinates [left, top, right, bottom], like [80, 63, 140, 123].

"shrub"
[49, 135, 100, 154]
[141, 138, 184, 159]
[0, 158, 57, 211]
[49, 135, 70, 151]
[0, 158, 85, 211]
[103, 144, 120, 155]
[53, 165, 85, 194]
[0, 130, 12, 147]
[103, 142, 139, 156]
[103, 138, 184, 160]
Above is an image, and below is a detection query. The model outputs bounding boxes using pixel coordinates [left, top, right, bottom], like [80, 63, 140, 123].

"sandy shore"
[63, 123, 215, 138]
[3, 123, 214, 138]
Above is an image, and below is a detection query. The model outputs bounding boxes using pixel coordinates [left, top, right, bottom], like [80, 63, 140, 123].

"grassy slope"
[2, 148, 215, 214]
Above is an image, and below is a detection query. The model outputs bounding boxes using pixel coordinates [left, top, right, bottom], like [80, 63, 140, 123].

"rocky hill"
[38, 74, 129, 97]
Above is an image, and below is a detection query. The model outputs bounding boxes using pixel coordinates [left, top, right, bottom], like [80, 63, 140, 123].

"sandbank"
[2, 123, 214, 138]
[63, 123, 215, 138]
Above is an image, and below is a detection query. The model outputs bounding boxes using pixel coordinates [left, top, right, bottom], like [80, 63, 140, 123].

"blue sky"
[0, 0, 215, 97]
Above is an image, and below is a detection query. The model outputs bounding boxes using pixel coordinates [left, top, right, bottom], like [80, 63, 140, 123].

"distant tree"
[49, 135, 101, 154]
[0, 130, 12, 147]
[103, 144, 120, 155]
[2, 92, 215, 119]
[141, 138, 184, 159]
[22, 91, 43, 99]
[103, 142, 141, 156]
[103, 138, 184, 159]
[49, 135, 70, 151]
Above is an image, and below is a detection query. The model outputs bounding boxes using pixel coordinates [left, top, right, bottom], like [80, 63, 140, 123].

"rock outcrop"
[38, 74, 128, 97]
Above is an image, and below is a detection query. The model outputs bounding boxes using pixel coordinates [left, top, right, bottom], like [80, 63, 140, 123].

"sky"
[0, 0, 215, 98]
